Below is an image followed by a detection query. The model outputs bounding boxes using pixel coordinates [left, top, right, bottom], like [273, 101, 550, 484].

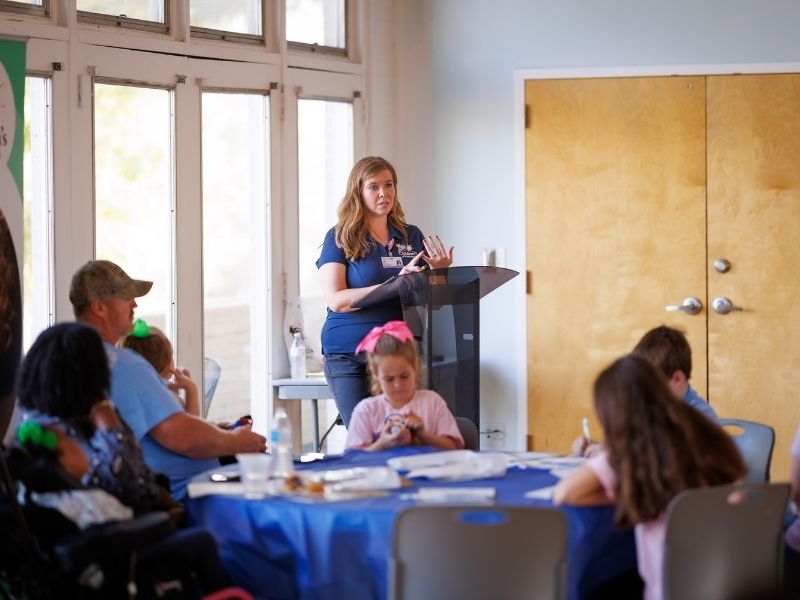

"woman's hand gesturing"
[422, 235, 454, 269]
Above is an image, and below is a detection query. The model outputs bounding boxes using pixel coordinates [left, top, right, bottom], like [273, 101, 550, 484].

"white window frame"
[280, 66, 365, 338]
[1, 1, 370, 433]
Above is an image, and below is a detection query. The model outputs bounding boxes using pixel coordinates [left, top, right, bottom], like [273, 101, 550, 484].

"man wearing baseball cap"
[71, 260, 266, 501]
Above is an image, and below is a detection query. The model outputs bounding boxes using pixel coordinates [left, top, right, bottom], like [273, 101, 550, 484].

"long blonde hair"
[334, 156, 410, 260]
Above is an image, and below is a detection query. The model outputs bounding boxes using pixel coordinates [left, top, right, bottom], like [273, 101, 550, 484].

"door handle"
[665, 297, 702, 315]
[712, 297, 743, 315]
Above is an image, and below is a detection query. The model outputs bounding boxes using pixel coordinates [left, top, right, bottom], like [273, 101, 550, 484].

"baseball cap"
[69, 260, 153, 307]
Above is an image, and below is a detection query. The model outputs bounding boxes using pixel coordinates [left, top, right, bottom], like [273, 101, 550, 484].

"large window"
[191, 0, 263, 40]
[22, 75, 53, 350]
[297, 97, 353, 361]
[296, 95, 353, 451]
[93, 82, 174, 334]
[201, 91, 270, 423]
[286, 0, 346, 53]
[0, 0, 46, 17]
[2, 1, 367, 438]
[77, 0, 167, 31]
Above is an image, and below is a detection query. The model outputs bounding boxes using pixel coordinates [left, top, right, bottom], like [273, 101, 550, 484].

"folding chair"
[455, 417, 480, 450]
[718, 418, 775, 483]
[663, 482, 789, 600]
[203, 357, 222, 419]
[390, 506, 568, 600]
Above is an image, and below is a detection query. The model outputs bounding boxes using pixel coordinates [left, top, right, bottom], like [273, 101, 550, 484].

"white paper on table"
[322, 466, 402, 492]
[524, 485, 555, 500]
[513, 455, 586, 470]
[404, 487, 496, 504]
[508, 451, 559, 461]
[403, 453, 511, 481]
[187, 481, 245, 498]
[387, 450, 476, 472]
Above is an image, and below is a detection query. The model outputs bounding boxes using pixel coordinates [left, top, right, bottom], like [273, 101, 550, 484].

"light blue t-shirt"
[683, 385, 718, 421]
[105, 343, 218, 501]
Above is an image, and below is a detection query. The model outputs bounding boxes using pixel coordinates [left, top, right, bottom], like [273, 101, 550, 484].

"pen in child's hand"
[582, 417, 591, 441]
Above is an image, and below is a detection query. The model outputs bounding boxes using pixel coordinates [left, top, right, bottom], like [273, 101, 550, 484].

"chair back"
[663, 482, 789, 600]
[203, 357, 222, 419]
[718, 418, 775, 483]
[455, 417, 480, 450]
[390, 506, 567, 600]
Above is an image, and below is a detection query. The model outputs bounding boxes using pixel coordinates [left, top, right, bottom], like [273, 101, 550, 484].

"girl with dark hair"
[8, 422, 231, 596]
[18, 322, 168, 515]
[554, 355, 745, 600]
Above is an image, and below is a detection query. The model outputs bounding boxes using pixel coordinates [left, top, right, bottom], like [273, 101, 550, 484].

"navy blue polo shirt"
[316, 224, 425, 354]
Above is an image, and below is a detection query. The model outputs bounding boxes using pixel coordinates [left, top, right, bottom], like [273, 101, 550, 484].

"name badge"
[381, 256, 404, 268]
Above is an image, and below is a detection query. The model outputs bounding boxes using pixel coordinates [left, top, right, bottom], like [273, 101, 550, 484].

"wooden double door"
[526, 74, 800, 479]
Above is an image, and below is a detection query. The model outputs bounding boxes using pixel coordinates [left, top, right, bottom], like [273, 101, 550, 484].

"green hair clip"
[130, 318, 151, 338]
[17, 421, 58, 451]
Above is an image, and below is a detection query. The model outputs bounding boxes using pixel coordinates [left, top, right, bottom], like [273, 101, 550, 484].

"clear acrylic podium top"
[352, 266, 519, 427]
[351, 266, 518, 310]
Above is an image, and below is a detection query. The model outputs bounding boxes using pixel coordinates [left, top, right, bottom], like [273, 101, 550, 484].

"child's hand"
[168, 367, 201, 417]
[403, 412, 424, 434]
[169, 367, 196, 393]
[570, 435, 603, 458]
[570, 435, 589, 457]
[52, 426, 91, 480]
[373, 421, 412, 450]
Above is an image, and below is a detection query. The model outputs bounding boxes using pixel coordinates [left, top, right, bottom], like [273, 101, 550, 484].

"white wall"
[388, 0, 800, 449]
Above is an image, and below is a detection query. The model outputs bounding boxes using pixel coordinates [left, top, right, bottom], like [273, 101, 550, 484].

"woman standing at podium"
[316, 156, 454, 427]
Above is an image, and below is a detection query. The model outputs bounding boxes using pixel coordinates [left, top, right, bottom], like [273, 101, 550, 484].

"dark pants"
[138, 526, 230, 595]
[785, 544, 800, 599]
[323, 353, 370, 428]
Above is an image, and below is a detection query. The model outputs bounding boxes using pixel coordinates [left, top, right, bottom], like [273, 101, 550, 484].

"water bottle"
[290, 331, 307, 380]
[271, 407, 294, 476]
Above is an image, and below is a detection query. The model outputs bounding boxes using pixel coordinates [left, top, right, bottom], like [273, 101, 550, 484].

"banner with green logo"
[0, 36, 25, 438]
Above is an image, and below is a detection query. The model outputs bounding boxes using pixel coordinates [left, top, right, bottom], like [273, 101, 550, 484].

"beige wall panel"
[526, 77, 707, 452]
[708, 74, 800, 480]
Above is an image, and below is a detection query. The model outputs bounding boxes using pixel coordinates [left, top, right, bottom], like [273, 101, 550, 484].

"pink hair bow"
[355, 320, 414, 354]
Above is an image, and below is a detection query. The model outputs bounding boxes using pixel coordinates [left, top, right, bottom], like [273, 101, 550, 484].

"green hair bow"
[17, 421, 58, 451]
[130, 318, 151, 338]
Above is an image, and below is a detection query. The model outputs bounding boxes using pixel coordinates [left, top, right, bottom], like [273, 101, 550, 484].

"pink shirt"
[786, 426, 800, 551]
[345, 389, 464, 450]
[587, 451, 667, 600]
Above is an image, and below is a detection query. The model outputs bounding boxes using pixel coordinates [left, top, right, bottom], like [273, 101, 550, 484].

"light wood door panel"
[525, 77, 708, 451]
[707, 74, 800, 479]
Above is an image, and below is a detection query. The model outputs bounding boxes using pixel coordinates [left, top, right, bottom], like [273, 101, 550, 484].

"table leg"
[312, 398, 320, 452]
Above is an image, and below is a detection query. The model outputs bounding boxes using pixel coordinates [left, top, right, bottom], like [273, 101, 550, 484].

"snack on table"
[283, 473, 302, 492]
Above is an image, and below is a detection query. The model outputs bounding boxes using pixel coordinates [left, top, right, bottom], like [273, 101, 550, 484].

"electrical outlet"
[480, 423, 506, 449]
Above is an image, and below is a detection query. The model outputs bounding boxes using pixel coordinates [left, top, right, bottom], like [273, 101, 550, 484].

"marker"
[582, 417, 591, 441]
[232, 415, 253, 429]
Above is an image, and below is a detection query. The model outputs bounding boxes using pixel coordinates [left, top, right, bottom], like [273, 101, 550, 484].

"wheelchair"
[1, 443, 213, 600]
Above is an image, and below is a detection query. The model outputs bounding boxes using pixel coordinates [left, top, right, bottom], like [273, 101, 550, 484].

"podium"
[352, 266, 518, 428]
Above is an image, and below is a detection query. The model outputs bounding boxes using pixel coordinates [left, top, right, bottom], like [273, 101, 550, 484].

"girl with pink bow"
[344, 321, 464, 451]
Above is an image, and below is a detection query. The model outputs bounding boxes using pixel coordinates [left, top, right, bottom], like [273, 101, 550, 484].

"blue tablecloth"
[187, 447, 636, 600]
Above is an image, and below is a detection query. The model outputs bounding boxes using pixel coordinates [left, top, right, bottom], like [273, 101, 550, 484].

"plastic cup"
[236, 453, 274, 499]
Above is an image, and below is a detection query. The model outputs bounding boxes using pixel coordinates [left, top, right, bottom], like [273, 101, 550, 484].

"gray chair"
[718, 418, 775, 483]
[455, 416, 479, 450]
[663, 482, 789, 600]
[390, 506, 567, 600]
[203, 357, 222, 419]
